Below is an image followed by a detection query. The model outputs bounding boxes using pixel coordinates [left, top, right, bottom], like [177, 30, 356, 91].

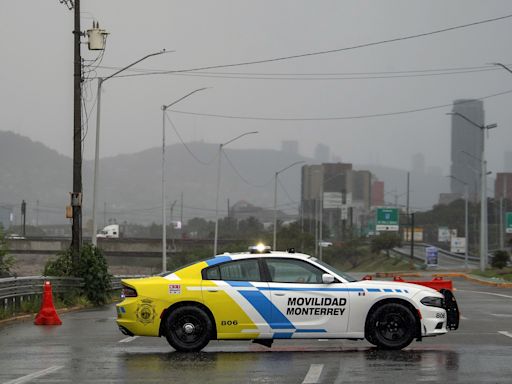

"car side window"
[266, 258, 324, 284]
[203, 259, 261, 281]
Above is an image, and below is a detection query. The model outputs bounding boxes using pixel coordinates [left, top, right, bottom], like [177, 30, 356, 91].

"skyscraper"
[450, 99, 484, 200]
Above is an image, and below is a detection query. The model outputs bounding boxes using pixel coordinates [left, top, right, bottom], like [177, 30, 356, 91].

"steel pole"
[91, 77, 103, 246]
[162, 107, 167, 272]
[480, 130, 486, 272]
[214, 144, 222, 256]
[464, 184, 469, 270]
[273, 172, 278, 250]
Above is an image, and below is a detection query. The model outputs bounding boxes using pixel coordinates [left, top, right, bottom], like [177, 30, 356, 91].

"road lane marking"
[119, 336, 140, 343]
[458, 290, 512, 299]
[302, 364, 323, 384]
[3, 366, 64, 384]
[491, 314, 512, 317]
[498, 331, 512, 339]
[460, 315, 469, 320]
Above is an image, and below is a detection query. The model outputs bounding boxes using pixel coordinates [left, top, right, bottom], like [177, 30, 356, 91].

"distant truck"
[96, 224, 121, 239]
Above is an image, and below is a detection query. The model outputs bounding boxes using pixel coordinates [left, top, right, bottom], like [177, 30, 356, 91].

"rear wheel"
[164, 305, 212, 352]
[366, 303, 416, 350]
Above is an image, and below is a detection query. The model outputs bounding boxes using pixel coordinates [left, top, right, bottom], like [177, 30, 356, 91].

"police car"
[116, 245, 459, 352]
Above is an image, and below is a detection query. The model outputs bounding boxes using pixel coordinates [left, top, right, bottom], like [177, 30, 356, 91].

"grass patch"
[472, 267, 512, 282]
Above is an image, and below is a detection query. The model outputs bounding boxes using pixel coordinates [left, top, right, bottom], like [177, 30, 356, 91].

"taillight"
[121, 285, 137, 298]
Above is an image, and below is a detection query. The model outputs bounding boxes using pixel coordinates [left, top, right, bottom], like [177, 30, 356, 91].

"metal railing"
[0, 275, 144, 315]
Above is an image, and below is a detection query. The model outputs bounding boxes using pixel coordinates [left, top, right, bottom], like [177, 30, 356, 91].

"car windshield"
[310, 257, 358, 282]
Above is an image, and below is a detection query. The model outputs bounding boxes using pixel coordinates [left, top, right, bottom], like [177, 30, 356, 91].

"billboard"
[323, 192, 342, 209]
[403, 227, 424, 242]
[425, 246, 439, 267]
[376, 207, 399, 231]
[438, 226, 450, 242]
[450, 237, 466, 254]
[507, 212, 512, 234]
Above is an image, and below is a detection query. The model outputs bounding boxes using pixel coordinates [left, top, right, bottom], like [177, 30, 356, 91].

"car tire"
[366, 302, 416, 350]
[164, 305, 212, 352]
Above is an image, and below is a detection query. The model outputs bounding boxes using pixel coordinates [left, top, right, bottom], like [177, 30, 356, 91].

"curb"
[433, 272, 512, 288]
[0, 305, 85, 327]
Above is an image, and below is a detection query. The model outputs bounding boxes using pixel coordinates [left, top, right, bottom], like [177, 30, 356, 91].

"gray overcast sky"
[2, 0, 512, 175]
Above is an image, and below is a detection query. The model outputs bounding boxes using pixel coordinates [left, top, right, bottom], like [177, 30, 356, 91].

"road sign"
[376, 207, 399, 231]
[506, 212, 512, 234]
[323, 192, 342, 209]
[425, 246, 438, 267]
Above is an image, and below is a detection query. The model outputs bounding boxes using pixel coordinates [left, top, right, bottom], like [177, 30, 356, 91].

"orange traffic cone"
[34, 281, 62, 325]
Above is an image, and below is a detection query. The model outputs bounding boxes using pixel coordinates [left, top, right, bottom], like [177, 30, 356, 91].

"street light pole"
[449, 175, 469, 270]
[161, 88, 208, 272]
[91, 50, 167, 246]
[447, 112, 497, 271]
[213, 131, 258, 255]
[273, 161, 304, 250]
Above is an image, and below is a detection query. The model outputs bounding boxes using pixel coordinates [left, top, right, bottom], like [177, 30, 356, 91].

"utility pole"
[21, 200, 26, 237]
[71, 0, 83, 266]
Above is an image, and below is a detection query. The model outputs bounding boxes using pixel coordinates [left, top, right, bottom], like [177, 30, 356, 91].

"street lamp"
[91, 50, 168, 246]
[273, 161, 304, 250]
[447, 112, 497, 271]
[161, 88, 208, 272]
[213, 131, 258, 255]
[448, 175, 469, 270]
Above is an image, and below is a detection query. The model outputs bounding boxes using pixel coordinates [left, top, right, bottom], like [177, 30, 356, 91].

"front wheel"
[164, 305, 212, 352]
[366, 303, 416, 350]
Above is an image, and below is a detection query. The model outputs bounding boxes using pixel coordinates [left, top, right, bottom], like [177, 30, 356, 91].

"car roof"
[212, 251, 313, 261]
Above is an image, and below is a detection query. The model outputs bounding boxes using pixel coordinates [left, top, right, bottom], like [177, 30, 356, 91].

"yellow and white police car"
[116, 246, 459, 352]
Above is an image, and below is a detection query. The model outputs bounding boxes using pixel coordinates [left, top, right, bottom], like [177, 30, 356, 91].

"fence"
[0, 275, 141, 316]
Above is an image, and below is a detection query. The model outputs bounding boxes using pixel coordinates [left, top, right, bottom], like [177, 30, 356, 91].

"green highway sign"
[507, 212, 512, 234]
[376, 207, 399, 231]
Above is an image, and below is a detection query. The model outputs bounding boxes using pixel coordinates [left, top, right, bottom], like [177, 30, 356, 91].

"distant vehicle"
[96, 224, 120, 239]
[318, 240, 333, 248]
[6, 233, 25, 240]
[116, 246, 459, 352]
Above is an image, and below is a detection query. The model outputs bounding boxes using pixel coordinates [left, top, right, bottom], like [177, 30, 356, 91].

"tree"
[371, 232, 402, 256]
[491, 250, 510, 269]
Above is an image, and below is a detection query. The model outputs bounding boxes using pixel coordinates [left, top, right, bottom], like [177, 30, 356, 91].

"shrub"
[0, 225, 15, 277]
[44, 244, 112, 306]
[491, 250, 510, 269]
[370, 232, 402, 255]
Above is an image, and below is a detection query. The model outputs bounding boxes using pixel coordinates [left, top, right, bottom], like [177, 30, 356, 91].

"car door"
[264, 257, 350, 337]
[201, 258, 272, 338]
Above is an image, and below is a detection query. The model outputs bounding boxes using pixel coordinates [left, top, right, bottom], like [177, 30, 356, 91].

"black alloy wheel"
[367, 302, 416, 350]
[165, 305, 212, 352]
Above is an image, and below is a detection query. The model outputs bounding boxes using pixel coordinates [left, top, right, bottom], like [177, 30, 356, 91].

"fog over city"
[2, 1, 512, 210]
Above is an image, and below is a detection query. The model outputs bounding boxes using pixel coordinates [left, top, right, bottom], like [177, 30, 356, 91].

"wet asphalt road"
[1, 277, 511, 384]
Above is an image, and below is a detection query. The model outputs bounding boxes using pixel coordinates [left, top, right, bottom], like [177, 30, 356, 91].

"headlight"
[420, 296, 444, 308]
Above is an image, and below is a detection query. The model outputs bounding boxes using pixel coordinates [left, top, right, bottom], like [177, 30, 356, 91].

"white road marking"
[460, 315, 469, 320]
[458, 290, 512, 299]
[302, 364, 324, 384]
[491, 314, 512, 318]
[498, 331, 512, 339]
[3, 366, 64, 384]
[119, 336, 140, 343]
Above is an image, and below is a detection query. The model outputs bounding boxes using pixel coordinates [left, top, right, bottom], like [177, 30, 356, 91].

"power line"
[222, 151, 274, 188]
[165, 114, 215, 166]
[169, 88, 512, 122]
[107, 13, 512, 78]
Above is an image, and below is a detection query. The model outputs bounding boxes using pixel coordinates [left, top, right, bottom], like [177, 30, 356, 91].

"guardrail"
[0, 275, 143, 316]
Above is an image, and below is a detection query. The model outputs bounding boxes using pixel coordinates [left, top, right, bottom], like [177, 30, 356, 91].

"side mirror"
[322, 273, 335, 284]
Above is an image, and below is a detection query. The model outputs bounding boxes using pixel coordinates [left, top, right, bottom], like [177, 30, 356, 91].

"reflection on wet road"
[0, 278, 511, 383]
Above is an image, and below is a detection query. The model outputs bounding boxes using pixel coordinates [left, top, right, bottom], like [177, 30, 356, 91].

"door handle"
[206, 289, 218, 293]
[274, 293, 285, 296]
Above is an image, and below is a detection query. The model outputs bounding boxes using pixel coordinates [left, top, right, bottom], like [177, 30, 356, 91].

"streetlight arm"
[222, 131, 258, 147]
[490, 62, 512, 76]
[163, 87, 209, 110]
[447, 112, 497, 130]
[104, 49, 169, 82]
[276, 161, 305, 175]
